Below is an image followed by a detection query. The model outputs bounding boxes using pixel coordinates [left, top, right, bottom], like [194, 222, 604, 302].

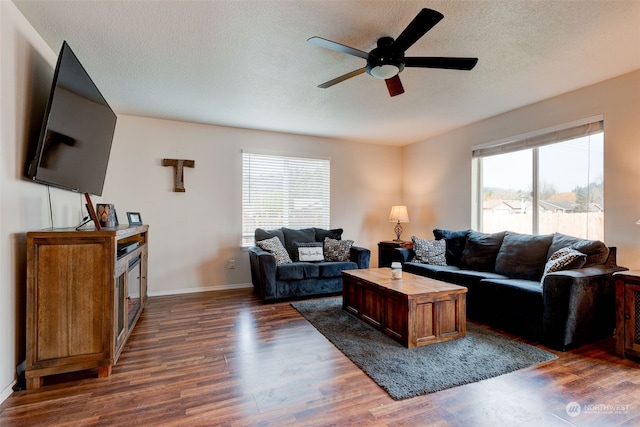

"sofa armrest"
[394, 247, 414, 264]
[350, 246, 371, 269]
[248, 246, 277, 302]
[541, 264, 622, 350]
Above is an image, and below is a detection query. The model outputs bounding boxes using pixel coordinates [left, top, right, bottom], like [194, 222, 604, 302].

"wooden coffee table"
[342, 268, 467, 348]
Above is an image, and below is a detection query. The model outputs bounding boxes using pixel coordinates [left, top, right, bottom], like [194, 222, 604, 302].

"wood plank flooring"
[1, 288, 639, 426]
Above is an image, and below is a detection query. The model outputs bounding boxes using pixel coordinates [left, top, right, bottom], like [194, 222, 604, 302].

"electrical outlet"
[229, 259, 236, 269]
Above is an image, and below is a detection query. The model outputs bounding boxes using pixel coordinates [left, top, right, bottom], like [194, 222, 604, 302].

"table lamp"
[389, 205, 409, 241]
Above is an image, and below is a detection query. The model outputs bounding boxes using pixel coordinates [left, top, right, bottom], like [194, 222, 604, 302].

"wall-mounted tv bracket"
[84, 193, 101, 230]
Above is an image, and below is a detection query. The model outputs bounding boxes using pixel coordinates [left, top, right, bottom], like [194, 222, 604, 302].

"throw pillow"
[314, 228, 343, 242]
[460, 231, 505, 272]
[296, 242, 324, 262]
[494, 231, 553, 281]
[282, 228, 316, 260]
[256, 236, 292, 265]
[547, 233, 609, 267]
[542, 247, 587, 280]
[324, 237, 353, 262]
[432, 229, 470, 266]
[411, 236, 446, 265]
[254, 228, 285, 246]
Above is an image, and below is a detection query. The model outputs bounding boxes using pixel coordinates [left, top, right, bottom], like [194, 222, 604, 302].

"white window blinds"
[242, 152, 330, 245]
[473, 119, 604, 158]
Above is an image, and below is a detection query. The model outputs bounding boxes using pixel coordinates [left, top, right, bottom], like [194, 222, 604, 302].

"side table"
[614, 270, 640, 359]
[378, 240, 412, 268]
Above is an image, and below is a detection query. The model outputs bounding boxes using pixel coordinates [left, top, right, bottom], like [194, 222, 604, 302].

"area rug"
[291, 297, 557, 400]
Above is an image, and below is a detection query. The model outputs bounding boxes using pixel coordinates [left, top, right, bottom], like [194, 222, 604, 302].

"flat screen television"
[26, 41, 117, 196]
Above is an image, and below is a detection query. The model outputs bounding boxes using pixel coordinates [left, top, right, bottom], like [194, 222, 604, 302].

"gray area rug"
[291, 297, 557, 400]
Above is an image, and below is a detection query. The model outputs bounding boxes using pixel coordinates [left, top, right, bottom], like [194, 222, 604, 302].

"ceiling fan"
[308, 8, 478, 97]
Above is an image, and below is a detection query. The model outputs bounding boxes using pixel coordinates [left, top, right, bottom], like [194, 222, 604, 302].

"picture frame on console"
[127, 212, 143, 226]
[97, 204, 117, 227]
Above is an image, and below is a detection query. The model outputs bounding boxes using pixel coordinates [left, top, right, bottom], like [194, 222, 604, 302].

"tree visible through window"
[242, 152, 330, 246]
[475, 120, 603, 239]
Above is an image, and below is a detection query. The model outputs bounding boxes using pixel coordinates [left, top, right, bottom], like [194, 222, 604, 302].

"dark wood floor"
[1, 288, 639, 426]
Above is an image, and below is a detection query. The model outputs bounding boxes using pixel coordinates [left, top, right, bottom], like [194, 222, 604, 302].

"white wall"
[102, 116, 401, 295]
[402, 69, 640, 269]
[0, 1, 91, 403]
[1, 1, 401, 400]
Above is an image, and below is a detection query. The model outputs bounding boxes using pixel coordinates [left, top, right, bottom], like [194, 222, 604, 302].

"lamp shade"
[636, 219, 640, 225]
[388, 205, 409, 223]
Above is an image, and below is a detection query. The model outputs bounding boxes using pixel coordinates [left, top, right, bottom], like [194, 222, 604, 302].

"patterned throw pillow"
[296, 242, 324, 262]
[541, 247, 587, 280]
[324, 237, 353, 261]
[412, 236, 447, 265]
[256, 236, 292, 265]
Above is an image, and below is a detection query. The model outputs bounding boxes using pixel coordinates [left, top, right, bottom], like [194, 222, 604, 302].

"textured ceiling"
[12, 0, 640, 146]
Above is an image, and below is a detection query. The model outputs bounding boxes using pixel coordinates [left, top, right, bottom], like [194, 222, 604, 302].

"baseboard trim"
[148, 282, 253, 297]
[0, 379, 17, 406]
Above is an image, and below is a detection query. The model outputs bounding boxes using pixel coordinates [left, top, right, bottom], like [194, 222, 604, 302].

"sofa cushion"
[324, 237, 353, 261]
[542, 247, 587, 279]
[474, 278, 544, 339]
[276, 277, 343, 299]
[296, 242, 324, 262]
[480, 278, 543, 295]
[411, 236, 446, 265]
[276, 262, 319, 280]
[282, 227, 316, 260]
[255, 228, 285, 246]
[547, 233, 609, 267]
[437, 269, 509, 287]
[433, 228, 470, 266]
[494, 231, 553, 280]
[402, 262, 460, 279]
[317, 261, 358, 277]
[460, 231, 505, 272]
[315, 228, 343, 242]
[256, 236, 292, 265]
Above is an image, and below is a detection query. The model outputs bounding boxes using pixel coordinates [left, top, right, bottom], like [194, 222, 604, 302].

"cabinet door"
[624, 283, 640, 355]
[28, 238, 111, 366]
[140, 248, 148, 304]
[361, 285, 382, 327]
[342, 277, 360, 315]
[127, 257, 142, 330]
[114, 272, 127, 351]
[383, 294, 406, 341]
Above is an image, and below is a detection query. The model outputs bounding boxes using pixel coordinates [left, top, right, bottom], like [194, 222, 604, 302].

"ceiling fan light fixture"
[309, 8, 478, 96]
[368, 64, 400, 79]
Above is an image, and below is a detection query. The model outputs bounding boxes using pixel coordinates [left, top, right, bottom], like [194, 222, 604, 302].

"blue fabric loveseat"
[394, 229, 626, 350]
[248, 227, 370, 303]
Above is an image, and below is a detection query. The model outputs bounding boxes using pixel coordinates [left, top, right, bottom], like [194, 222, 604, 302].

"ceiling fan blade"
[404, 57, 478, 70]
[385, 75, 404, 97]
[317, 67, 367, 88]
[307, 36, 369, 60]
[393, 8, 444, 52]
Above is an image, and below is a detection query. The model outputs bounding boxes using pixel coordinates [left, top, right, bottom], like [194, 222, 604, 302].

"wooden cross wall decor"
[162, 158, 195, 192]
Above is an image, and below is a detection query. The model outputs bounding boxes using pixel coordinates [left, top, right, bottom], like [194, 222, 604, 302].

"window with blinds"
[242, 152, 330, 246]
[473, 117, 604, 239]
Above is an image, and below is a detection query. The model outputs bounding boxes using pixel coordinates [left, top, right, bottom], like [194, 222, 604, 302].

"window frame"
[472, 115, 604, 236]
